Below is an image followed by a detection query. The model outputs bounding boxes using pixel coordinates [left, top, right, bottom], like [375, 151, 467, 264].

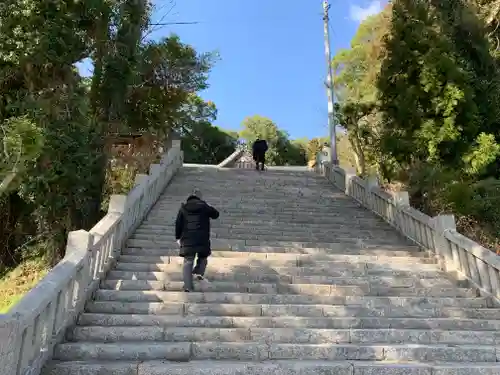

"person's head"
[191, 188, 202, 200]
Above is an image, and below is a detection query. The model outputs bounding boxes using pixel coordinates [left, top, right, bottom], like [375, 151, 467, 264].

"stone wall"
[316, 158, 500, 304]
[0, 141, 183, 375]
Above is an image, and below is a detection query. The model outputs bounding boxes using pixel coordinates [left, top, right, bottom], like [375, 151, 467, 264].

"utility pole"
[323, 0, 338, 165]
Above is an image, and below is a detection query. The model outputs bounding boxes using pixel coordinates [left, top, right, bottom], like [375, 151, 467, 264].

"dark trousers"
[254, 153, 265, 170]
[183, 254, 208, 290]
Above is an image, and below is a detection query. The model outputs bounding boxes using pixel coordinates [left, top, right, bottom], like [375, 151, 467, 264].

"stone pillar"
[172, 139, 181, 149]
[318, 146, 331, 176]
[431, 214, 456, 272]
[134, 173, 148, 187]
[149, 164, 161, 176]
[65, 230, 94, 317]
[365, 174, 379, 211]
[108, 194, 128, 254]
[393, 191, 409, 206]
[108, 194, 127, 215]
[344, 168, 357, 196]
[392, 191, 410, 232]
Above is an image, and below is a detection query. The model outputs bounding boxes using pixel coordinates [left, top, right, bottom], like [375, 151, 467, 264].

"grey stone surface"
[92, 290, 489, 309]
[433, 364, 500, 375]
[53, 342, 191, 361]
[76, 313, 500, 331]
[121, 246, 422, 256]
[352, 363, 432, 375]
[42, 361, 500, 375]
[138, 360, 354, 375]
[43, 361, 138, 375]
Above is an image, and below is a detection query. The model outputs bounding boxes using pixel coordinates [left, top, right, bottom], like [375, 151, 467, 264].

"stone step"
[150, 207, 373, 214]
[140, 221, 395, 231]
[126, 239, 414, 250]
[136, 226, 400, 238]
[150, 208, 380, 217]
[84, 302, 500, 319]
[67, 326, 500, 345]
[113, 261, 440, 273]
[145, 208, 385, 217]
[92, 291, 488, 308]
[100, 280, 476, 297]
[106, 267, 446, 282]
[130, 232, 405, 243]
[77, 314, 500, 331]
[134, 226, 401, 237]
[51, 341, 499, 362]
[121, 247, 423, 257]
[118, 253, 434, 265]
[153, 200, 372, 208]
[42, 359, 500, 375]
[159, 189, 345, 196]
[144, 217, 390, 227]
[156, 194, 355, 201]
[104, 274, 456, 288]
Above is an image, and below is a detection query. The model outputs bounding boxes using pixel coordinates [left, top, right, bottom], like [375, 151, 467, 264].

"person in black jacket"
[175, 189, 220, 292]
[252, 138, 268, 171]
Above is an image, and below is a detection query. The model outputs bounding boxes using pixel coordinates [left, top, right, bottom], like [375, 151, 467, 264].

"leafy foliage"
[336, 0, 500, 249]
[126, 36, 215, 136]
[240, 115, 306, 166]
[0, 0, 221, 282]
[178, 96, 238, 164]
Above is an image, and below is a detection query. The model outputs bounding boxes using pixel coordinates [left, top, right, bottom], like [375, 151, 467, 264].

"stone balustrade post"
[149, 164, 161, 176]
[65, 230, 94, 314]
[108, 194, 128, 254]
[344, 168, 357, 196]
[172, 139, 181, 149]
[431, 214, 456, 272]
[108, 194, 127, 215]
[392, 191, 410, 232]
[134, 173, 148, 187]
[365, 174, 379, 210]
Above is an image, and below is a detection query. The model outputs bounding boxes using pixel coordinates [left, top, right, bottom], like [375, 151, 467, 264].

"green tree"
[331, 6, 390, 176]
[240, 115, 306, 166]
[334, 102, 378, 176]
[377, 0, 500, 177]
[178, 96, 237, 164]
[332, 5, 391, 104]
[126, 35, 215, 137]
[0, 0, 109, 267]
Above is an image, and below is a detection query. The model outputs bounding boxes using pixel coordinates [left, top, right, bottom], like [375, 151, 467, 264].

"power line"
[149, 21, 200, 26]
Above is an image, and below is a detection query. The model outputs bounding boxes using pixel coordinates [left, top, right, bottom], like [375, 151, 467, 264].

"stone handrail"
[217, 147, 245, 168]
[316, 159, 500, 303]
[0, 140, 183, 375]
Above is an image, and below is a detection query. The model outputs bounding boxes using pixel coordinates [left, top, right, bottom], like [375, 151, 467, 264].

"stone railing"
[217, 148, 245, 168]
[0, 140, 183, 375]
[236, 160, 256, 169]
[217, 146, 256, 169]
[316, 159, 500, 303]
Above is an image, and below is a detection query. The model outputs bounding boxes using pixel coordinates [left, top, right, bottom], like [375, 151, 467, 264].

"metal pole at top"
[323, 0, 338, 165]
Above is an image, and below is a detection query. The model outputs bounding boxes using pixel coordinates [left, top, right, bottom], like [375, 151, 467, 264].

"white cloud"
[349, 1, 383, 23]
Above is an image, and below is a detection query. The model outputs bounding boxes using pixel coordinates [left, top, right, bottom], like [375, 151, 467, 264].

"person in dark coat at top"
[175, 188, 220, 292]
[252, 138, 268, 171]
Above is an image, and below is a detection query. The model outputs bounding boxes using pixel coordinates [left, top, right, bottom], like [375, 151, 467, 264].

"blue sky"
[77, 0, 384, 139]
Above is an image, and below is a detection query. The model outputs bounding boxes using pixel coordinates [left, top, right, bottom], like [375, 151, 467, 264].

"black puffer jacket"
[252, 139, 268, 156]
[175, 195, 220, 257]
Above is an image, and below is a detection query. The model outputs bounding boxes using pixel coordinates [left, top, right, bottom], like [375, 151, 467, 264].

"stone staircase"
[44, 166, 500, 375]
